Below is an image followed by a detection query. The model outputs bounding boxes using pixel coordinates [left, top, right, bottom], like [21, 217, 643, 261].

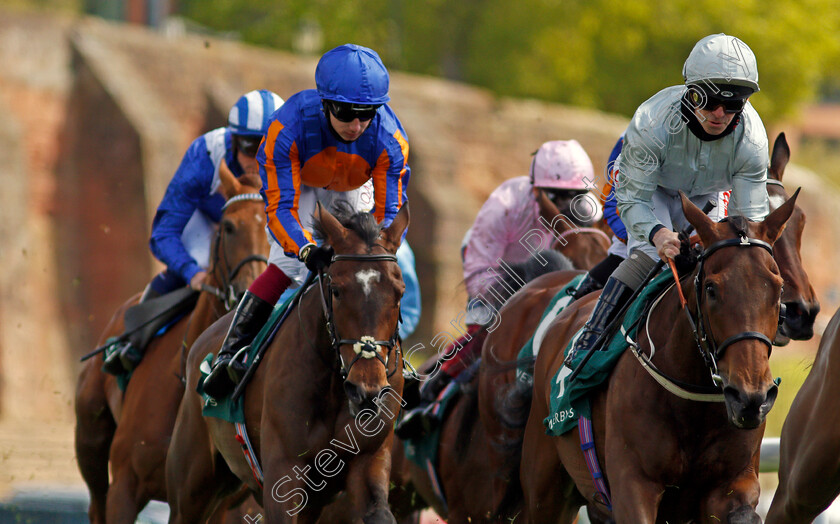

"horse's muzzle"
[344, 382, 393, 416]
[778, 300, 820, 342]
[723, 383, 778, 429]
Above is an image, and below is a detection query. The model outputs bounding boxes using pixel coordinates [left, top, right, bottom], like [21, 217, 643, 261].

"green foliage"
[177, 0, 840, 123]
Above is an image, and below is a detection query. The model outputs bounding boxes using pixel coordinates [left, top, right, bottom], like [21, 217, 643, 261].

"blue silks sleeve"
[397, 241, 421, 339]
[149, 136, 216, 282]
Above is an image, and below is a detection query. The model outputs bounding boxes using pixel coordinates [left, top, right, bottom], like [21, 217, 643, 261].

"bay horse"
[764, 304, 840, 523]
[520, 192, 796, 523]
[467, 131, 819, 523]
[765, 133, 819, 344]
[73, 168, 268, 523]
[166, 203, 409, 523]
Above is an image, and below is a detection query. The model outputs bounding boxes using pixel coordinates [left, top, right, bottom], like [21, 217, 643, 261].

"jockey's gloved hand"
[673, 231, 700, 275]
[299, 243, 334, 273]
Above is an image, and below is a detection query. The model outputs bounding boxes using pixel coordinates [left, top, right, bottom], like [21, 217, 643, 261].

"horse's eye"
[331, 287, 340, 299]
[705, 282, 716, 300]
[222, 220, 235, 235]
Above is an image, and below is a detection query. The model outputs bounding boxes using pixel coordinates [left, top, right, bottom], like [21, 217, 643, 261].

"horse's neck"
[185, 277, 226, 345]
[643, 277, 711, 386]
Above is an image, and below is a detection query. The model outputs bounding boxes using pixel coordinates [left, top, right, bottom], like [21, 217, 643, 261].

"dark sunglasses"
[234, 135, 262, 157]
[688, 86, 748, 114]
[542, 189, 589, 201]
[326, 101, 380, 123]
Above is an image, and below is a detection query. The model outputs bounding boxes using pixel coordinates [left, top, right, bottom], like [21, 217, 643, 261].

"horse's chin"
[773, 331, 791, 346]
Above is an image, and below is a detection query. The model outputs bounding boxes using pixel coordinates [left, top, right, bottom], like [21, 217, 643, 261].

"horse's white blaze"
[356, 269, 381, 297]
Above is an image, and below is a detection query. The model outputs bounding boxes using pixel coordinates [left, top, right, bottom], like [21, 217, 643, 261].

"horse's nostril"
[343, 381, 364, 405]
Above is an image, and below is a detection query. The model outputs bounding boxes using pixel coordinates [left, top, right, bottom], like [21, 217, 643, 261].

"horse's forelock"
[719, 215, 752, 239]
[313, 200, 381, 248]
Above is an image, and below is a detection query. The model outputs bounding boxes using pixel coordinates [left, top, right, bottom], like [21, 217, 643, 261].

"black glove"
[673, 231, 700, 275]
[300, 244, 334, 273]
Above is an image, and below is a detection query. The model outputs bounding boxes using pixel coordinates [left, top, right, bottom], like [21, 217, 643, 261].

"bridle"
[316, 252, 402, 381]
[691, 235, 775, 385]
[200, 193, 268, 310]
[630, 232, 779, 401]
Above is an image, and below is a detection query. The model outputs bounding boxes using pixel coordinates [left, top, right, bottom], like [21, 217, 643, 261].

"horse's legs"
[166, 388, 226, 523]
[607, 472, 661, 524]
[74, 362, 116, 524]
[262, 461, 324, 524]
[105, 464, 148, 524]
[699, 466, 761, 524]
[520, 412, 580, 523]
[358, 437, 397, 524]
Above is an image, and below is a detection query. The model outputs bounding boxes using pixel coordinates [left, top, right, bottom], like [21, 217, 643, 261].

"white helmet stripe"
[245, 90, 264, 132]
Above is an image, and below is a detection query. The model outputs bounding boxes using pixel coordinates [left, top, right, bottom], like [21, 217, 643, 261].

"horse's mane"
[485, 250, 574, 311]
[313, 201, 381, 247]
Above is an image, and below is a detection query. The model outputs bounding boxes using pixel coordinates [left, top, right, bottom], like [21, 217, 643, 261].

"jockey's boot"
[101, 284, 161, 376]
[203, 291, 274, 399]
[564, 277, 633, 369]
[394, 369, 450, 439]
[571, 272, 604, 301]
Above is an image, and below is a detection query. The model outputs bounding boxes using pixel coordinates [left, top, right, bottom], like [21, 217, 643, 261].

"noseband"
[691, 234, 775, 384]
[317, 252, 402, 381]
[202, 193, 269, 310]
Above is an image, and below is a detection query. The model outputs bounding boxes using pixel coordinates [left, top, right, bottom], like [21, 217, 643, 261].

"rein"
[317, 252, 402, 381]
[630, 234, 776, 401]
[201, 193, 268, 310]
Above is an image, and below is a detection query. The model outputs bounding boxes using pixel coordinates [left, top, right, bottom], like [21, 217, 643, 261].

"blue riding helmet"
[315, 44, 390, 105]
[227, 89, 284, 137]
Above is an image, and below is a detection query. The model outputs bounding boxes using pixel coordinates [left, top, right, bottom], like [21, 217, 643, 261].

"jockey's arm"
[259, 119, 315, 258]
[728, 144, 770, 221]
[369, 133, 410, 229]
[149, 139, 214, 283]
[462, 194, 514, 299]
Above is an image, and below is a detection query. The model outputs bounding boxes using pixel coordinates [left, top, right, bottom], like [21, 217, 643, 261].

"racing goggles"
[688, 84, 752, 114]
[326, 101, 381, 122]
[233, 134, 262, 157]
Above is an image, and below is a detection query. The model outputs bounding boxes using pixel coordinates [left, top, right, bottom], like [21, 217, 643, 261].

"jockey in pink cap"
[396, 139, 601, 439]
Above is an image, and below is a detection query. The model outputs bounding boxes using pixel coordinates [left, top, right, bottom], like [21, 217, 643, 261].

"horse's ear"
[759, 187, 799, 244]
[680, 191, 716, 244]
[218, 159, 242, 200]
[315, 203, 348, 247]
[769, 133, 790, 182]
[534, 187, 561, 222]
[381, 203, 410, 253]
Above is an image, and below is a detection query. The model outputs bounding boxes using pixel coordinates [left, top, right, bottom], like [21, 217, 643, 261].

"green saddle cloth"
[544, 268, 676, 436]
[197, 292, 297, 423]
[516, 274, 585, 384]
[402, 384, 461, 470]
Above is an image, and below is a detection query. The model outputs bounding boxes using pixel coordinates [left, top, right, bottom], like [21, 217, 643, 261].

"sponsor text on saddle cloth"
[197, 292, 297, 423]
[541, 269, 676, 436]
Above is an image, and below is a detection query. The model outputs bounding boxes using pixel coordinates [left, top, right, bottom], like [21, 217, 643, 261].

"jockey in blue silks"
[102, 90, 284, 375]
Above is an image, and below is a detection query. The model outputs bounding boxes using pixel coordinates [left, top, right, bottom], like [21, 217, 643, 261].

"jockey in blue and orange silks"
[204, 43, 412, 398]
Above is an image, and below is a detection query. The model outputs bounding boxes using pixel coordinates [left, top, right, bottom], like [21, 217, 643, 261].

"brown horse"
[765, 133, 820, 344]
[764, 304, 840, 523]
[464, 132, 820, 522]
[520, 192, 796, 523]
[73, 169, 268, 523]
[166, 203, 409, 523]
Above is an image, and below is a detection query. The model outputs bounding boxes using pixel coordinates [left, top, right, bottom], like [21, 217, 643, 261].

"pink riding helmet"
[530, 140, 593, 190]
